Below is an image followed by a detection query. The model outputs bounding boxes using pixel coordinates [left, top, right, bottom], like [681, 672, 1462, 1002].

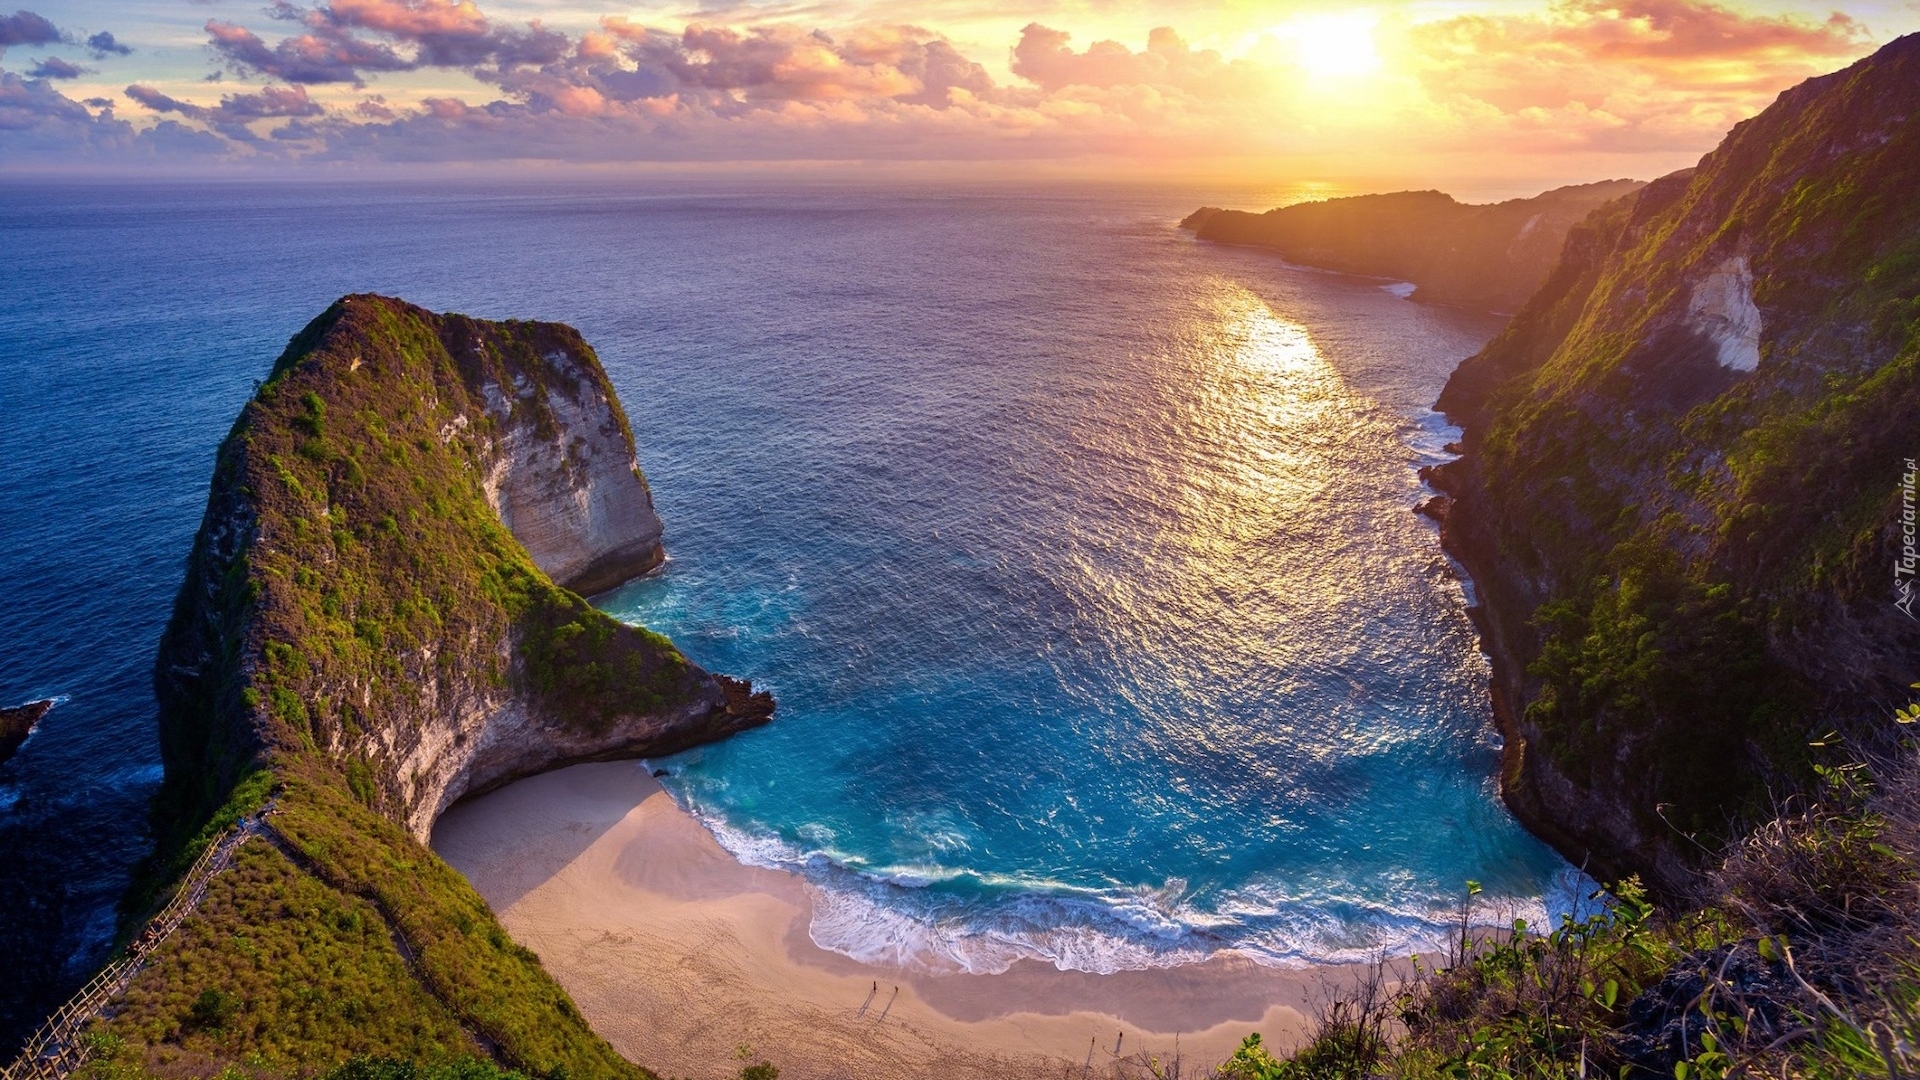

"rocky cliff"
[1182, 180, 1644, 311]
[103, 295, 771, 1078]
[1429, 35, 1920, 893]
[477, 340, 665, 599]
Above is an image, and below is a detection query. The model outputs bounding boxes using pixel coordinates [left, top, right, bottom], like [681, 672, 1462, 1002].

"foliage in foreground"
[1218, 725, 1920, 1080]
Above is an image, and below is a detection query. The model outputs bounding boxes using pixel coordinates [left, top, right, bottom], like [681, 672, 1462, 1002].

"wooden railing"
[2, 811, 267, 1080]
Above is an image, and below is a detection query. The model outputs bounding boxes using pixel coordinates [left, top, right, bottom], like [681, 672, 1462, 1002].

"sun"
[1289, 14, 1383, 79]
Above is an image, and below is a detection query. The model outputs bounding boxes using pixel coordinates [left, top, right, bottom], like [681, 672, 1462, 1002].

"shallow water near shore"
[588, 199, 1583, 973]
[1, 177, 1575, 1046]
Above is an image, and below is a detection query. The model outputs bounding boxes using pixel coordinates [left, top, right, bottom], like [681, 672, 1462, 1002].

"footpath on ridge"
[2, 806, 274, 1080]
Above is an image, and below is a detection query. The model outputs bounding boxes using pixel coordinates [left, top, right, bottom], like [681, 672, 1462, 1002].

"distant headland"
[1181, 179, 1644, 312]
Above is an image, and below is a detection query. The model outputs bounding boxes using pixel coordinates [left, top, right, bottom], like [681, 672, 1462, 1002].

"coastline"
[432, 761, 1367, 1078]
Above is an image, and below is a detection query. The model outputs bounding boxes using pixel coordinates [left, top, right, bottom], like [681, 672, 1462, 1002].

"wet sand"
[432, 761, 1373, 1079]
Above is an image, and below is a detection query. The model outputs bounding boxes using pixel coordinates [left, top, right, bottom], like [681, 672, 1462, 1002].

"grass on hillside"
[89, 762, 651, 1080]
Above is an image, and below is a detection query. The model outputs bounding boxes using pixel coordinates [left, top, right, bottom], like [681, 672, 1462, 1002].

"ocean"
[0, 177, 1578, 1048]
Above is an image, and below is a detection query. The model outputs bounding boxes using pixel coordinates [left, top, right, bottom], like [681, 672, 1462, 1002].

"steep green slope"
[1182, 180, 1643, 311]
[1430, 34, 1920, 891]
[89, 296, 770, 1078]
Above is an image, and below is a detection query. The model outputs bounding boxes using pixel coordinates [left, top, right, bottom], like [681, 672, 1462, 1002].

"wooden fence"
[2, 812, 266, 1080]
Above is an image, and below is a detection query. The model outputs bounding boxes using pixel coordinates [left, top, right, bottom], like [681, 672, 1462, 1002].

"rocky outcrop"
[476, 340, 665, 597]
[1431, 35, 1920, 893]
[0, 699, 52, 766]
[153, 294, 771, 843]
[119, 294, 774, 1077]
[1181, 179, 1644, 311]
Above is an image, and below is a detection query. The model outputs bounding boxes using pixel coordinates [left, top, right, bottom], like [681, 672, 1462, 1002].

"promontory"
[78, 295, 769, 1078]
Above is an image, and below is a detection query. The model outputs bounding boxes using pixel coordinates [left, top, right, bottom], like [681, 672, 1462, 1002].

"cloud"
[86, 30, 131, 57]
[0, 69, 231, 161]
[205, 0, 568, 85]
[27, 55, 83, 78]
[126, 81, 326, 144]
[1010, 24, 1236, 93]
[589, 21, 993, 108]
[1, 0, 1890, 171]
[0, 9, 62, 53]
[323, 0, 568, 68]
[1, 67, 86, 128]
[1398, 0, 1873, 151]
[127, 82, 323, 136]
[205, 17, 409, 84]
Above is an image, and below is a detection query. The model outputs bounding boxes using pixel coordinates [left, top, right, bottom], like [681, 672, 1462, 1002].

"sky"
[2, 0, 1917, 186]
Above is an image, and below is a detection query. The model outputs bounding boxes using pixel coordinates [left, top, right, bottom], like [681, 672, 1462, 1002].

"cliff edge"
[87, 295, 771, 1079]
[1429, 35, 1920, 892]
[1181, 180, 1644, 311]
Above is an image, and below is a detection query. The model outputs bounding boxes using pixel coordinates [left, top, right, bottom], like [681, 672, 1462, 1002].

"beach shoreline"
[432, 760, 1379, 1079]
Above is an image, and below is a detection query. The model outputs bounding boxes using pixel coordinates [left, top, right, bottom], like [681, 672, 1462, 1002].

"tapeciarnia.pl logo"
[1899, 457, 1917, 620]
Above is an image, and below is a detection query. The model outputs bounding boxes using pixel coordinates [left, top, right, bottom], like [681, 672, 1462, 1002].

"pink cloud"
[1397, 0, 1874, 153]
[327, 0, 487, 40]
[1009, 24, 1241, 94]
[205, 18, 409, 85]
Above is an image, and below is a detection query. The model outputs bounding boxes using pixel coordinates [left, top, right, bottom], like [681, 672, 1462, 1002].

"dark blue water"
[0, 179, 1576, 1044]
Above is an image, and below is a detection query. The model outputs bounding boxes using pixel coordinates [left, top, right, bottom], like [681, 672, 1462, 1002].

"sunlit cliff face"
[2, 0, 1907, 174]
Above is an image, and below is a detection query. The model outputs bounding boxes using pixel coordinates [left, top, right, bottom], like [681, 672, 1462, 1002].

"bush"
[186, 988, 240, 1031]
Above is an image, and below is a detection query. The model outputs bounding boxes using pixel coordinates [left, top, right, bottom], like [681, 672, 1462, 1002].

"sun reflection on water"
[1042, 280, 1413, 778]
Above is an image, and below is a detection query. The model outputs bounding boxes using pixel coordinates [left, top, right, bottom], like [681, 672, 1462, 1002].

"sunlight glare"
[1289, 14, 1383, 79]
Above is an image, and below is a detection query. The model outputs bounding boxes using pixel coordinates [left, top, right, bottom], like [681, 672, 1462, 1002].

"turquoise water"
[0, 181, 1576, 1042]
[589, 194, 1581, 972]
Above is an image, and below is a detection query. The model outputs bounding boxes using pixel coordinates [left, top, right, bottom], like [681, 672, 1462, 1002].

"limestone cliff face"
[153, 294, 771, 845]
[1181, 180, 1644, 311]
[1430, 35, 1920, 892]
[476, 342, 666, 598]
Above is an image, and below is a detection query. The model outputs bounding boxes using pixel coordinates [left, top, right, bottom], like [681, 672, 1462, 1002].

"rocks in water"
[113, 294, 775, 1076]
[477, 337, 666, 597]
[0, 699, 53, 765]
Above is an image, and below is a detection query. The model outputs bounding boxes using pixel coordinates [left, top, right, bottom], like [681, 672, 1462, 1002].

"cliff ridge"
[1430, 35, 1920, 891]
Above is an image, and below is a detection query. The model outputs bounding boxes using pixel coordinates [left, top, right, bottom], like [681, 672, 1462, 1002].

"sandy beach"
[432, 761, 1375, 1079]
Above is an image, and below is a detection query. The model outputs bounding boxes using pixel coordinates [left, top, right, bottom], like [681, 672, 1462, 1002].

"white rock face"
[393, 671, 721, 842]
[1686, 256, 1763, 371]
[479, 348, 666, 596]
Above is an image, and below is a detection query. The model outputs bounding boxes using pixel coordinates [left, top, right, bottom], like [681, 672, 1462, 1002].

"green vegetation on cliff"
[1431, 33, 1920, 889]
[88, 295, 771, 1079]
[1177, 34, 1920, 1080]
